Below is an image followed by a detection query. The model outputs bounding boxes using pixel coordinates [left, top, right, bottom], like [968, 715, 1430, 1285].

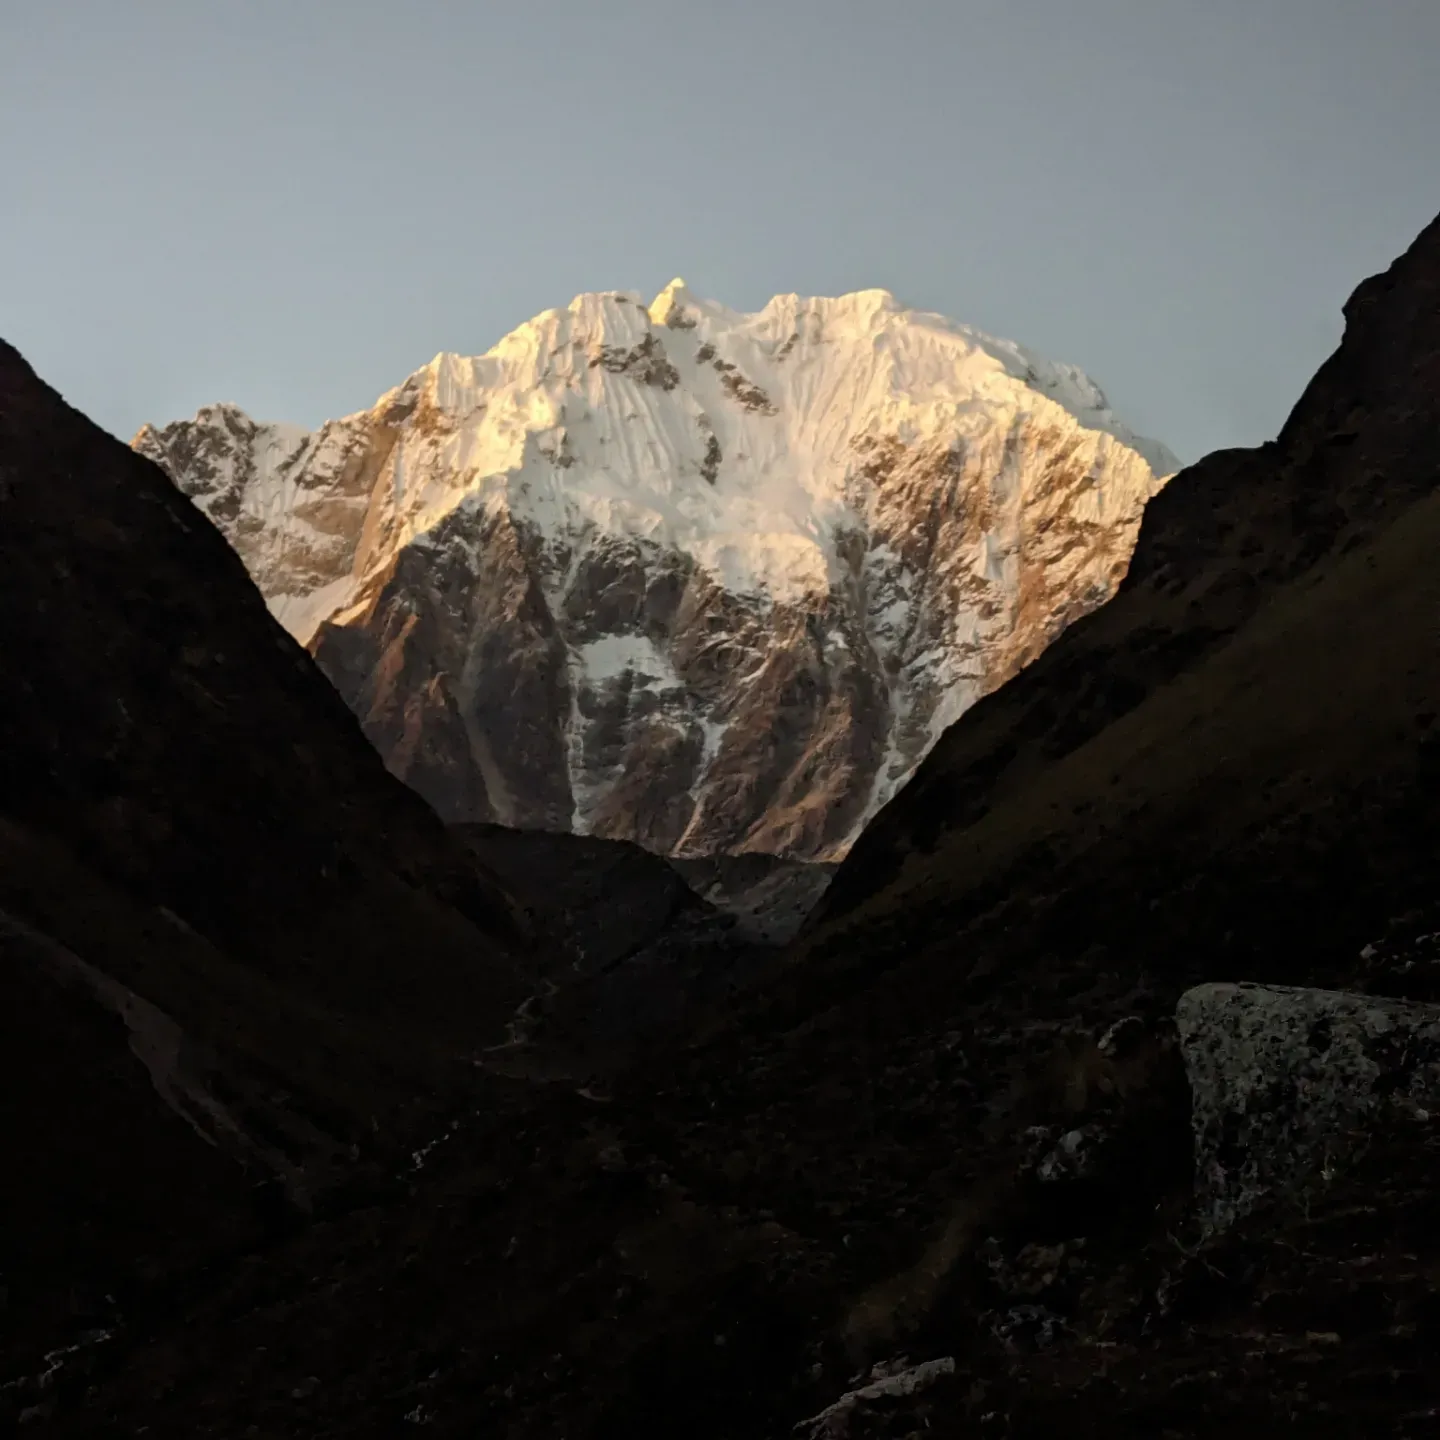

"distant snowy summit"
[135, 281, 1176, 860]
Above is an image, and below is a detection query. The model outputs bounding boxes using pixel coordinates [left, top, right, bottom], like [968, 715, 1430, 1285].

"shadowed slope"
[791, 208, 1440, 1003]
[0, 340, 535, 1374]
[0, 338, 531, 1016]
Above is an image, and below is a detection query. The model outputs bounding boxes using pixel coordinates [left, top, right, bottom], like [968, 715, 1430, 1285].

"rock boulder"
[1176, 980, 1440, 1231]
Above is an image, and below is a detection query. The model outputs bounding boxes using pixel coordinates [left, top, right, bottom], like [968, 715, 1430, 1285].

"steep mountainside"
[0, 340, 533, 1376]
[135, 283, 1174, 860]
[796, 209, 1440, 986]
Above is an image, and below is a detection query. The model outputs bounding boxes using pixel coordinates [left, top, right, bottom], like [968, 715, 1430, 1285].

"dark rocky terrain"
[456, 822, 703, 976]
[4, 207, 1440, 1438]
[0, 341, 535, 1400]
[453, 823, 792, 1078]
[669, 852, 837, 944]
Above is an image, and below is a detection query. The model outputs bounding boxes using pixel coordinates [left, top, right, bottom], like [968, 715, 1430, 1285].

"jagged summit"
[647, 276, 692, 322]
[135, 283, 1174, 860]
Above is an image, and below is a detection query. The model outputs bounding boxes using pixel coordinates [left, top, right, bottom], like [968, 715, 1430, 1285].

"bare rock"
[1176, 981, 1440, 1232]
[793, 1356, 956, 1439]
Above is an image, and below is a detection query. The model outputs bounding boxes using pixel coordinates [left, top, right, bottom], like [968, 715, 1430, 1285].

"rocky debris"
[8, 924, 1437, 1437]
[832, 1018, 1193, 1376]
[1031, 1124, 1105, 1183]
[1355, 908, 1440, 1004]
[1177, 981, 1440, 1232]
[455, 822, 795, 1072]
[506, 898, 788, 1080]
[793, 1355, 956, 1439]
[136, 282, 1172, 862]
[455, 823, 702, 976]
[787, 993, 1440, 1438]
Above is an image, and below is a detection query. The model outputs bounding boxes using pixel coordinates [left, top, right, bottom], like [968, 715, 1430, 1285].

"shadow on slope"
[455, 824, 806, 1083]
[0, 340, 536, 1382]
[784, 206, 1440, 1018]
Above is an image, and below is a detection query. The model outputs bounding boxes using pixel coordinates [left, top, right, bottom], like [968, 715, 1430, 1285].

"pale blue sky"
[2, 0, 1436, 463]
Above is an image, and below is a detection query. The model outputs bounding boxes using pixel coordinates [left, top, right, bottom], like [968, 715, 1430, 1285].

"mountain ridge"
[781, 208, 1440, 1016]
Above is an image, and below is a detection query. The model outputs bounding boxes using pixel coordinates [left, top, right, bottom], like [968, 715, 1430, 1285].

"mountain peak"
[135, 285, 1175, 861]
[648, 276, 696, 327]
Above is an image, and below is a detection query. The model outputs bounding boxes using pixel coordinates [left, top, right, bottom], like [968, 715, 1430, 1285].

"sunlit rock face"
[136, 281, 1174, 860]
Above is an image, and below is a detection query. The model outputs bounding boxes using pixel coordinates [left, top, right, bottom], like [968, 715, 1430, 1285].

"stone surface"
[793, 1356, 957, 1439]
[668, 854, 838, 944]
[1177, 981, 1440, 1231]
[455, 822, 700, 976]
[453, 821, 789, 1074]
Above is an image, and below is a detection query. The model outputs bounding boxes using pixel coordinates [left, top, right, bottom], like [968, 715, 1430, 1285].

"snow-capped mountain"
[134, 280, 1176, 861]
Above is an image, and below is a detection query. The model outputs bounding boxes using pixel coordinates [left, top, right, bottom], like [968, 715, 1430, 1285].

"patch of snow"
[576, 631, 677, 687]
[697, 714, 728, 768]
[267, 574, 356, 641]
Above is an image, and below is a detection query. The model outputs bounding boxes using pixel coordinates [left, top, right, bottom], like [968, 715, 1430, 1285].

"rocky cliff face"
[135, 282, 1174, 860]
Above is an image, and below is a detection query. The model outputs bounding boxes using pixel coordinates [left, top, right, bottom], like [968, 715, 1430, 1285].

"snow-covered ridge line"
[135, 280, 1175, 861]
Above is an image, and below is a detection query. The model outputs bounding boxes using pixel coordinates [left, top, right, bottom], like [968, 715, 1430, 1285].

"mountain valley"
[3, 208, 1440, 1438]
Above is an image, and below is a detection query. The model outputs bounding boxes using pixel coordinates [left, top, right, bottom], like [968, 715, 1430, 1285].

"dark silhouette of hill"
[0, 341, 534, 1374]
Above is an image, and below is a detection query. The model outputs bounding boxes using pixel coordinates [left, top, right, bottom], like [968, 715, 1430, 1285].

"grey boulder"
[1176, 981, 1440, 1232]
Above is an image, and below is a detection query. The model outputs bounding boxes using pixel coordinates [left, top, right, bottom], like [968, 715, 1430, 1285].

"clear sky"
[2, 0, 1436, 465]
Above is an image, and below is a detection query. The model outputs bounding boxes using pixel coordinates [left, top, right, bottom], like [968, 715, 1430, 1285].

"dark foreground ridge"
[4, 207, 1440, 1436]
[800, 206, 1440, 987]
[0, 342, 534, 1384]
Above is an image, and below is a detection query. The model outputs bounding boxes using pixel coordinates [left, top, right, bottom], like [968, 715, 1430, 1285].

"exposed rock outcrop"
[668, 853, 838, 944]
[456, 823, 701, 976]
[1177, 981, 1440, 1232]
